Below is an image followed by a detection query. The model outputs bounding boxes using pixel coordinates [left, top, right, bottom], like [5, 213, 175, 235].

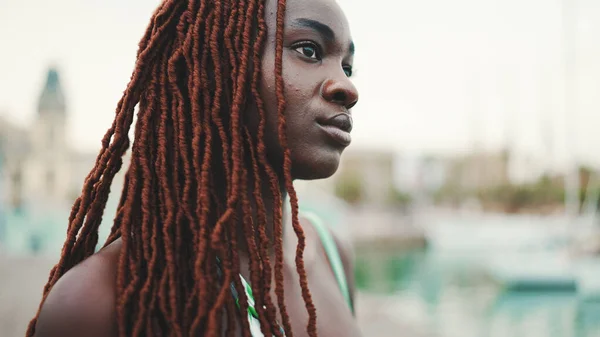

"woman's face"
[260, 0, 358, 180]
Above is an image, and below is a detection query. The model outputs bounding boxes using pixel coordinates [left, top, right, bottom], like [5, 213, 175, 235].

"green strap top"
[301, 211, 353, 312]
[225, 211, 353, 337]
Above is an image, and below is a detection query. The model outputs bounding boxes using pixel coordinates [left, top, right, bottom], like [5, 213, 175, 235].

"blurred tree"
[334, 174, 363, 204]
[388, 186, 412, 210]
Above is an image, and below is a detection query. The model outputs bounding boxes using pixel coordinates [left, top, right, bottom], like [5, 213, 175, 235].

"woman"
[28, 0, 359, 336]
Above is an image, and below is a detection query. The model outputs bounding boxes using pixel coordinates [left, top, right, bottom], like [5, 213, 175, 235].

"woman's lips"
[317, 113, 353, 146]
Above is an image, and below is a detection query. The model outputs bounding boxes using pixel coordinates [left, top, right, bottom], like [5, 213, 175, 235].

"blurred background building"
[1, 68, 93, 209]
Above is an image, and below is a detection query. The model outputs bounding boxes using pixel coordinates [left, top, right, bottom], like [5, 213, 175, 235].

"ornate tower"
[36, 68, 67, 153]
[25, 67, 70, 201]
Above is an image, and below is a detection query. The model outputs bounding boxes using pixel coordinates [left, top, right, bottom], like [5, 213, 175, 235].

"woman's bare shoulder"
[34, 240, 122, 337]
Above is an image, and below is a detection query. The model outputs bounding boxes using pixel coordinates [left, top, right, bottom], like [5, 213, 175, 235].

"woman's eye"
[343, 66, 353, 77]
[294, 43, 320, 60]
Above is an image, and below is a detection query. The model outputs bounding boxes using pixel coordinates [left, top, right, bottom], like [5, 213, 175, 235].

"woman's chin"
[291, 148, 343, 181]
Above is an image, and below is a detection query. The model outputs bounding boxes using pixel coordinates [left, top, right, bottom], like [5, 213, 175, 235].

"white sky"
[1, 0, 600, 168]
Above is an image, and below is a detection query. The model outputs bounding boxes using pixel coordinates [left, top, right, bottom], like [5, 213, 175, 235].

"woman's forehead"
[265, 0, 352, 42]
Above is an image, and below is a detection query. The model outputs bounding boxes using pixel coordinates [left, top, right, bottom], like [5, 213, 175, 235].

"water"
[0, 192, 120, 255]
[4, 203, 600, 337]
[355, 248, 600, 337]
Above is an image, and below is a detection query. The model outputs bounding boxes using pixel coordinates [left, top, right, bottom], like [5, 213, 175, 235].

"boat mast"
[562, 0, 580, 218]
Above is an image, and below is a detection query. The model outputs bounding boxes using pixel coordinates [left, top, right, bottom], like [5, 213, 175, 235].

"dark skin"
[34, 0, 360, 336]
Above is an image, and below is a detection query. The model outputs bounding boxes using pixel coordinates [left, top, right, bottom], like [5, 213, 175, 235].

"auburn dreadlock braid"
[273, 0, 319, 335]
[26, 0, 320, 336]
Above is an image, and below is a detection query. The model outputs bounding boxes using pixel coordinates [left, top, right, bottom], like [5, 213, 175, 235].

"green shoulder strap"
[301, 211, 353, 312]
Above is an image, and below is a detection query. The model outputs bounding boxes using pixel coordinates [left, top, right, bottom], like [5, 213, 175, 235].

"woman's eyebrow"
[291, 18, 335, 43]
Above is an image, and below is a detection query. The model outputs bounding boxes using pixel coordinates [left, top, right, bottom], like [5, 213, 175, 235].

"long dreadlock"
[26, 0, 319, 336]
